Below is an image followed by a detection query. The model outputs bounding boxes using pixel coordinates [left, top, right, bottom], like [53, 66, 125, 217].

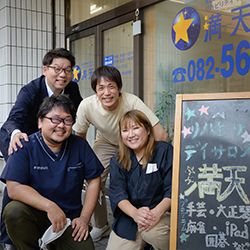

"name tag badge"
[146, 163, 158, 174]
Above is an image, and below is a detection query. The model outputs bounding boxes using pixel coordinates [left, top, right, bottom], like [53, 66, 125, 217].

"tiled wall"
[0, 0, 65, 191]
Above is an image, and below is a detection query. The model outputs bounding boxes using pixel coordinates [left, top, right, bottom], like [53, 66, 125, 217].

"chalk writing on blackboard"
[172, 96, 250, 250]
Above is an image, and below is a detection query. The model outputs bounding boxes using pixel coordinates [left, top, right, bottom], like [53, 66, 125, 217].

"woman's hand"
[133, 207, 155, 232]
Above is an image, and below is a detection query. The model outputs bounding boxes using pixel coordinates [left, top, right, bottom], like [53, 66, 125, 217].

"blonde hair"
[117, 110, 156, 171]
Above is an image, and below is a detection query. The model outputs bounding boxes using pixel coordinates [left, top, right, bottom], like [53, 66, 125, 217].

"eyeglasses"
[47, 66, 73, 75]
[44, 116, 73, 126]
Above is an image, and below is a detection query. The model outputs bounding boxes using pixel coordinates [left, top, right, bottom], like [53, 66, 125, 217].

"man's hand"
[47, 203, 67, 233]
[8, 132, 29, 155]
[71, 216, 90, 241]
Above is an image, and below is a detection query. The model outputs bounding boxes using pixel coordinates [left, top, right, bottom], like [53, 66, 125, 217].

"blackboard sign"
[170, 92, 250, 250]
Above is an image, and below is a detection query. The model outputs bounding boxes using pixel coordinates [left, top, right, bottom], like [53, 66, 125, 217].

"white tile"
[0, 1, 5, 10]
[46, 13, 52, 32]
[5, 7, 11, 27]
[42, 0, 47, 13]
[0, 48, 3, 67]
[56, 33, 65, 48]
[10, 7, 16, 26]
[26, 0, 32, 10]
[11, 84, 18, 102]
[11, 47, 17, 66]
[5, 66, 12, 84]
[0, 68, 3, 84]
[22, 66, 28, 84]
[55, 0, 60, 15]
[41, 31, 47, 49]
[16, 8, 21, 28]
[27, 48, 32, 66]
[27, 10, 32, 29]
[32, 11, 37, 29]
[37, 12, 42, 30]
[6, 46, 11, 65]
[0, 9, 5, 28]
[11, 27, 16, 46]
[11, 0, 16, 8]
[46, 0, 51, 13]
[21, 0, 27, 9]
[38, 49, 44, 67]
[21, 48, 27, 66]
[17, 28, 22, 47]
[47, 32, 52, 49]
[16, 0, 21, 9]
[1, 28, 8, 47]
[1, 103, 13, 122]
[42, 12, 47, 31]
[37, 31, 42, 49]
[27, 67, 34, 82]
[21, 29, 27, 47]
[37, 0, 42, 12]
[60, 0, 65, 15]
[32, 48, 37, 66]
[17, 66, 22, 82]
[0, 84, 11, 104]
[32, 30, 38, 50]
[60, 16, 65, 33]
[27, 29, 32, 47]
[31, 0, 36, 11]
[21, 9, 27, 28]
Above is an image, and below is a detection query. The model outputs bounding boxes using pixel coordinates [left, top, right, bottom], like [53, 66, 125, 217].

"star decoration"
[185, 176, 194, 185]
[173, 12, 194, 44]
[179, 193, 185, 200]
[182, 126, 192, 138]
[180, 233, 189, 243]
[73, 68, 79, 81]
[186, 166, 195, 174]
[204, 22, 209, 30]
[212, 110, 225, 119]
[241, 130, 250, 143]
[185, 108, 196, 120]
[204, 15, 209, 21]
[199, 105, 209, 116]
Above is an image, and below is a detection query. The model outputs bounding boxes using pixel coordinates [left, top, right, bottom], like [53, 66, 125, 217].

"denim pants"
[3, 201, 94, 250]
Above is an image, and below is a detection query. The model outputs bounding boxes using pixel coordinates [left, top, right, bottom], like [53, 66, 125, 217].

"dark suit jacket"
[0, 75, 82, 161]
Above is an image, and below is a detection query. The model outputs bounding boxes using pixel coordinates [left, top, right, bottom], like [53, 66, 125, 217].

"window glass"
[103, 21, 134, 93]
[69, 0, 132, 26]
[71, 35, 96, 146]
[143, 0, 250, 143]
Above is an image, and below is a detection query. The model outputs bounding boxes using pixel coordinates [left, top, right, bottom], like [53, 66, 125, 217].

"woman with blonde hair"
[106, 110, 173, 250]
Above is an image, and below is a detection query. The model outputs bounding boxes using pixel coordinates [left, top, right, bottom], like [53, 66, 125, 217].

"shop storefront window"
[71, 35, 96, 146]
[69, 0, 132, 26]
[143, 0, 250, 143]
[103, 21, 134, 94]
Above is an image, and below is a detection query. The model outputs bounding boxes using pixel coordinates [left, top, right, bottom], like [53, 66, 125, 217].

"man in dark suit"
[0, 48, 82, 250]
[0, 48, 82, 162]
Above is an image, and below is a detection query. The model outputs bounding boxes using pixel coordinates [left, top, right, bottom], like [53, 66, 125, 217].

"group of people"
[0, 48, 173, 250]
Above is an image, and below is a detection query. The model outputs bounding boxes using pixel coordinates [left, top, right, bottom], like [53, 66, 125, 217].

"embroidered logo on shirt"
[34, 166, 49, 170]
[146, 163, 158, 174]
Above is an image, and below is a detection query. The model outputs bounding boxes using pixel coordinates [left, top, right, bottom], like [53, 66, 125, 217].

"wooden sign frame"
[170, 91, 250, 250]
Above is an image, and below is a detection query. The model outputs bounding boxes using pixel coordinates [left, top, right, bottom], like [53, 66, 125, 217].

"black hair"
[37, 94, 76, 123]
[91, 66, 122, 92]
[42, 48, 76, 67]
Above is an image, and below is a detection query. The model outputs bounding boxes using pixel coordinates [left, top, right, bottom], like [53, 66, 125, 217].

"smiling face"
[43, 58, 72, 95]
[95, 77, 121, 111]
[38, 107, 72, 151]
[121, 119, 150, 157]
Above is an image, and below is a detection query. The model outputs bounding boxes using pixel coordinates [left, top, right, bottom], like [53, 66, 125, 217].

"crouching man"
[0, 94, 104, 250]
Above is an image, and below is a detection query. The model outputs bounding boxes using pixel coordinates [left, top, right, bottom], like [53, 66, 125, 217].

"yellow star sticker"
[73, 68, 79, 80]
[204, 15, 209, 21]
[173, 12, 194, 44]
[204, 22, 209, 30]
